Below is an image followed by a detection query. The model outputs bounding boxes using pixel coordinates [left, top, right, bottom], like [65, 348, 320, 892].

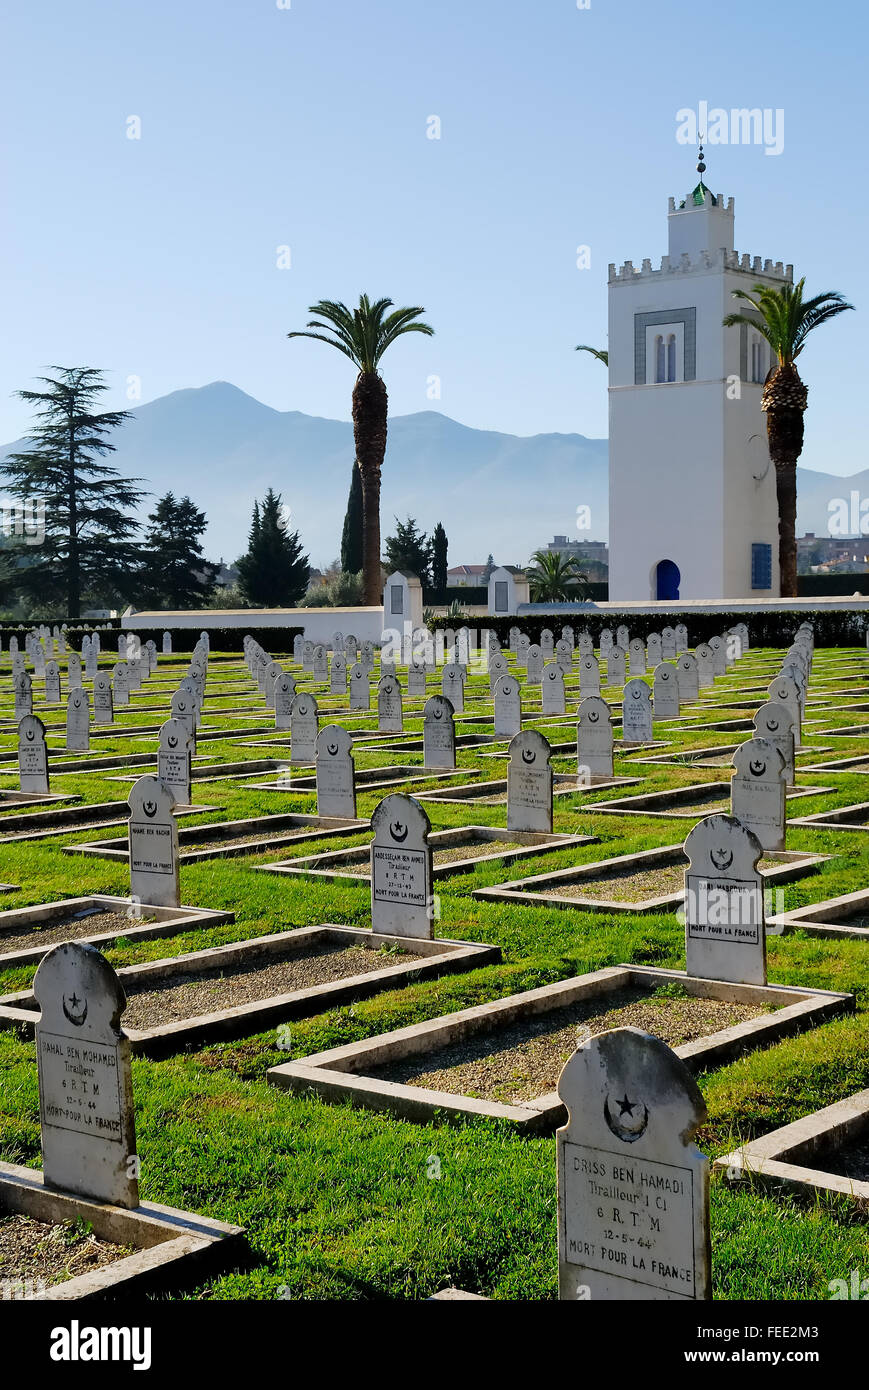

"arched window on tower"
[666, 334, 676, 383]
[655, 335, 665, 384]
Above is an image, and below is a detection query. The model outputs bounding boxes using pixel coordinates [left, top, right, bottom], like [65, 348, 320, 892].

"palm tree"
[526, 549, 590, 602]
[723, 278, 854, 596]
[575, 345, 608, 366]
[288, 296, 434, 605]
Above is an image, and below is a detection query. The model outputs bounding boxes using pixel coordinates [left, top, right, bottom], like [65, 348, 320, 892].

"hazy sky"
[2, 0, 864, 475]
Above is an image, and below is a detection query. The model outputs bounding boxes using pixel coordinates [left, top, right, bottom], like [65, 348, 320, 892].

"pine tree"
[383, 516, 432, 585]
[340, 461, 363, 574]
[236, 489, 310, 606]
[431, 521, 448, 591]
[2, 367, 145, 617]
[140, 493, 219, 608]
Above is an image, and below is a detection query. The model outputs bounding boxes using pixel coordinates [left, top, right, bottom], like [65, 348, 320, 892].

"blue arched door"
[656, 559, 680, 601]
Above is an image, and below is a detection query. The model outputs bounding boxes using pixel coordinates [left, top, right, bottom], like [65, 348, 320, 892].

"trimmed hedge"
[0, 622, 305, 655]
[429, 608, 869, 649]
[118, 625, 306, 655]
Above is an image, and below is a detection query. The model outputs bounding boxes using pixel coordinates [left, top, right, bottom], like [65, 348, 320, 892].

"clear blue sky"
[1, 0, 864, 474]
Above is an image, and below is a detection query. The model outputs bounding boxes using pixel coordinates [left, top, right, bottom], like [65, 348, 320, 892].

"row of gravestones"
[27, 927, 716, 1299]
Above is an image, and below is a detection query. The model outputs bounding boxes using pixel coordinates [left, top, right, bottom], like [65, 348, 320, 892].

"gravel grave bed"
[370, 988, 776, 1103]
[336, 839, 536, 876]
[0, 1214, 133, 1292]
[0, 910, 157, 955]
[539, 865, 688, 902]
[811, 1137, 869, 1183]
[534, 855, 779, 903]
[119, 943, 412, 1027]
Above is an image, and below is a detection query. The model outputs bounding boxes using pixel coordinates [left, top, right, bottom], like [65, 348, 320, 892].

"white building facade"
[608, 179, 791, 601]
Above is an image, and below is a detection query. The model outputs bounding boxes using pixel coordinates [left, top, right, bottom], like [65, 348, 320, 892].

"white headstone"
[274, 672, 296, 729]
[377, 675, 403, 734]
[14, 671, 32, 720]
[442, 664, 465, 713]
[628, 638, 646, 677]
[507, 730, 553, 833]
[694, 644, 715, 689]
[315, 725, 356, 818]
[169, 687, 196, 742]
[93, 673, 114, 725]
[65, 687, 90, 753]
[542, 662, 566, 715]
[349, 662, 371, 710]
[579, 655, 601, 695]
[675, 624, 688, 654]
[661, 626, 677, 661]
[313, 644, 329, 683]
[753, 702, 795, 785]
[676, 653, 699, 703]
[44, 661, 61, 705]
[423, 695, 456, 769]
[606, 647, 626, 687]
[555, 639, 573, 673]
[767, 675, 802, 749]
[622, 678, 653, 744]
[128, 775, 179, 909]
[330, 653, 348, 696]
[370, 794, 434, 940]
[113, 662, 130, 707]
[684, 813, 765, 985]
[162, 631, 172, 655]
[577, 696, 614, 779]
[493, 674, 522, 738]
[556, 1028, 710, 1301]
[408, 661, 427, 699]
[646, 633, 663, 668]
[67, 652, 82, 690]
[653, 663, 680, 720]
[34, 943, 138, 1208]
[158, 718, 193, 805]
[290, 692, 319, 763]
[730, 738, 787, 852]
[18, 714, 49, 793]
[525, 644, 544, 686]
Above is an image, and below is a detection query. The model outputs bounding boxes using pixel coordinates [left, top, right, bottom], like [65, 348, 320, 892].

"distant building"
[798, 534, 869, 574]
[447, 564, 488, 588]
[546, 535, 609, 582]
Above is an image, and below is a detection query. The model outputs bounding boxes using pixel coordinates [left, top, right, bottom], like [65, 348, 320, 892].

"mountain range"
[0, 381, 861, 569]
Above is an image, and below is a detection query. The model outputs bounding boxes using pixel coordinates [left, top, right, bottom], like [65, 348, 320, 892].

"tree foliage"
[236, 488, 310, 606]
[139, 492, 218, 609]
[2, 367, 145, 617]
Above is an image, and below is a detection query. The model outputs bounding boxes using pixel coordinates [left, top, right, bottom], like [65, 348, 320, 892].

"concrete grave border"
[266, 964, 851, 1132]
[716, 1088, 869, 1209]
[256, 825, 598, 885]
[61, 812, 369, 865]
[0, 926, 500, 1057]
[0, 1159, 245, 1300]
[412, 773, 643, 807]
[583, 779, 835, 819]
[0, 895, 236, 971]
[767, 886, 869, 941]
[473, 844, 828, 913]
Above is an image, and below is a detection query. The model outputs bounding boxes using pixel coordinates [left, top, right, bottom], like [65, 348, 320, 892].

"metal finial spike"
[697, 137, 706, 175]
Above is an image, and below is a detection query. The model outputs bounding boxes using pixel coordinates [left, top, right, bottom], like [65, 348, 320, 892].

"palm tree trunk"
[763, 369, 806, 601]
[352, 370, 388, 606]
[773, 461, 798, 598]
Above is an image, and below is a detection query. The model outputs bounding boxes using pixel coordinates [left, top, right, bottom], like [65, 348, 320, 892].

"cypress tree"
[340, 461, 363, 574]
[431, 521, 448, 591]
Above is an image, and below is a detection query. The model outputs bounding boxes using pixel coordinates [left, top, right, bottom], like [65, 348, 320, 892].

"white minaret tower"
[607, 146, 792, 601]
